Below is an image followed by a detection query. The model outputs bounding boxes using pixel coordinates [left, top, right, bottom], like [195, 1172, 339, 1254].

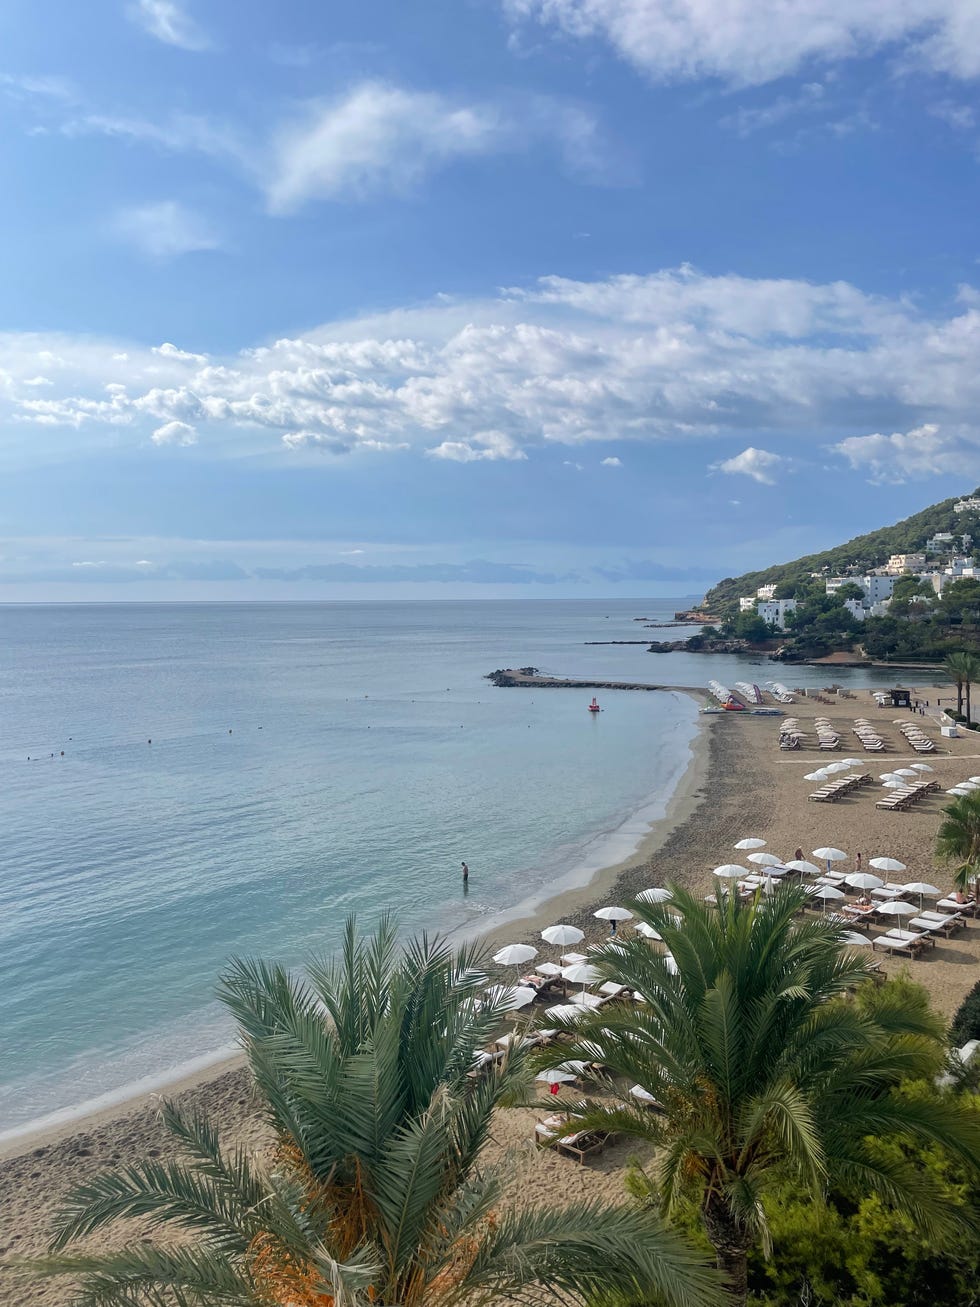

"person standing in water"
[461, 861, 469, 883]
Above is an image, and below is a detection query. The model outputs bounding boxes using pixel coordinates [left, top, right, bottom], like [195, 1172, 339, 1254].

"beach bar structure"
[888, 689, 912, 709]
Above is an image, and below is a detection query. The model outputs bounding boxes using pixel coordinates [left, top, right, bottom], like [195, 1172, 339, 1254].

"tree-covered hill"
[704, 489, 980, 614]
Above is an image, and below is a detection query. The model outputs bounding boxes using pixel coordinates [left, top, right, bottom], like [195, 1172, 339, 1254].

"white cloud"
[711, 446, 787, 484]
[0, 73, 75, 102]
[112, 201, 221, 258]
[502, 0, 980, 85]
[151, 419, 197, 446]
[264, 83, 615, 212]
[4, 266, 980, 476]
[600, 455, 622, 466]
[929, 99, 976, 128]
[128, 0, 210, 52]
[833, 422, 980, 483]
[426, 430, 529, 462]
[720, 82, 825, 136]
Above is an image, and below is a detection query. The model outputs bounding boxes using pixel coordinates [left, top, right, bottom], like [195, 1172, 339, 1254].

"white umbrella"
[562, 963, 601, 987]
[713, 864, 749, 878]
[893, 768, 917, 778]
[809, 884, 845, 913]
[804, 770, 830, 781]
[869, 857, 906, 874]
[883, 780, 907, 789]
[948, 787, 971, 796]
[536, 1068, 576, 1086]
[813, 847, 847, 873]
[877, 899, 916, 918]
[846, 872, 884, 890]
[841, 931, 872, 948]
[734, 838, 766, 849]
[840, 758, 862, 766]
[492, 943, 538, 979]
[904, 881, 941, 909]
[879, 773, 901, 782]
[910, 763, 933, 772]
[536, 961, 564, 977]
[748, 852, 784, 867]
[636, 887, 673, 903]
[635, 921, 662, 940]
[970, 776, 980, 784]
[541, 924, 584, 948]
[594, 906, 633, 935]
[784, 859, 821, 876]
[484, 984, 536, 1011]
[662, 953, 679, 975]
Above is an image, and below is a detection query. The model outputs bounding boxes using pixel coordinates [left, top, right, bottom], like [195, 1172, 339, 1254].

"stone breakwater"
[486, 668, 704, 694]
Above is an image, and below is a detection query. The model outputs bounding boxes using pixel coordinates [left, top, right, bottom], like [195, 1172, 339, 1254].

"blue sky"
[2, 0, 980, 599]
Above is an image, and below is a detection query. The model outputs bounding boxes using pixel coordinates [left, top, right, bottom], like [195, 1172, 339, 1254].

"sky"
[2, 0, 980, 600]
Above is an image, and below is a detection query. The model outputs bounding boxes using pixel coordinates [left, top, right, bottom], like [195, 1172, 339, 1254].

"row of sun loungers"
[875, 780, 939, 811]
[808, 773, 874, 802]
[898, 721, 936, 752]
[851, 718, 886, 751]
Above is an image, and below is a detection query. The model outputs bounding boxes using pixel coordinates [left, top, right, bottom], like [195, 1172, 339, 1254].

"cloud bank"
[4, 266, 980, 477]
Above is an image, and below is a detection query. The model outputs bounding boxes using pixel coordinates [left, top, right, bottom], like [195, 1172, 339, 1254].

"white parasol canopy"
[713, 864, 749, 878]
[876, 899, 916, 917]
[784, 859, 821, 875]
[636, 887, 673, 903]
[904, 881, 941, 909]
[485, 984, 537, 1011]
[535, 961, 564, 977]
[748, 852, 784, 867]
[541, 924, 585, 947]
[840, 931, 872, 947]
[545, 1002, 590, 1022]
[562, 963, 601, 987]
[869, 857, 906, 873]
[594, 906, 634, 922]
[635, 921, 662, 940]
[493, 943, 537, 967]
[910, 763, 933, 772]
[734, 838, 766, 849]
[813, 847, 847, 861]
[893, 768, 918, 778]
[809, 884, 846, 900]
[536, 1068, 576, 1085]
[846, 872, 884, 890]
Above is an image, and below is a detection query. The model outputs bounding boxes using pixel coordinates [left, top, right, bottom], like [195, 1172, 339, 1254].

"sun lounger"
[629, 1084, 663, 1110]
[918, 910, 964, 934]
[556, 1129, 612, 1163]
[871, 930, 929, 957]
[936, 898, 978, 917]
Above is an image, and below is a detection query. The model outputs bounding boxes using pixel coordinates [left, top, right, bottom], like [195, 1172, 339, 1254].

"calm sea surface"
[0, 600, 935, 1132]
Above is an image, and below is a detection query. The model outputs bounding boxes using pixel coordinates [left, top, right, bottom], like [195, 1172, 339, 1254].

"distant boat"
[588, 696, 602, 713]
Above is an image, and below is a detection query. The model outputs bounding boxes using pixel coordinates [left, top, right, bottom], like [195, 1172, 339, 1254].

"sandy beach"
[3, 683, 979, 1305]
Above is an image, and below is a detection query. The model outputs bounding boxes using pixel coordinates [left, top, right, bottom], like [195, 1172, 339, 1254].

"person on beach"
[856, 852, 862, 873]
[794, 847, 804, 863]
[461, 861, 469, 883]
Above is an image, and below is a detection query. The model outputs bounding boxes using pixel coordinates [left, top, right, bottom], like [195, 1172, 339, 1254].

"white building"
[883, 552, 927, 575]
[756, 583, 777, 600]
[757, 599, 797, 630]
[826, 574, 895, 605]
[843, 598, 866, 622]
[925, 532, 955, 554]
[954, 497, 980, 514]
[739, 596, 757, 612]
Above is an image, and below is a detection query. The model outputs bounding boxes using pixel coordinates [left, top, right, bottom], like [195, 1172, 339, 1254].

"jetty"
[486, 668, 704, 694]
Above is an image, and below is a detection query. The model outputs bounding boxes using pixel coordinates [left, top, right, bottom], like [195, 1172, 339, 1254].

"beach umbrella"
[846, 872, 884, 890]
[663, 953, 679, 975]
[535, 961, 564, 977]
[636, 887, 673, 903]
[562, 962, 601, 988]
[784, 859, 821, 876]
[808, 884, 845, 914]
[635, 920, 662, 940]
[748, 852, 784, 867]
[970, 776, 980, 784]
[536, 1068, 577, 1095]
[883, 780, 907, 789]
[484, 984, 536, 1011]
[541, 924, 584, 948]
[594, 906, 633, 934]
[869, 857, 906, 874]
[947, 787, 970, 796]
[893, 768, 918, 778]
[840, 931, 872, 948]
[804, 770, 829, 782]
[713, 864, 749, 878]
[492, 943, 538, 980]
[840, 758, 862, 766]
[879, 773, 901, 782]
[877, 900, 916, 918]
[904, 881, 941, 909]
[734, 838, 766, 849]
[910, 763, 933, 772]
[813, 847, 847, 873]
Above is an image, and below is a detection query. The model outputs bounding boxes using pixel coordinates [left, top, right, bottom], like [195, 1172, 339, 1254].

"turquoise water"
[0, 600, 938, 1133]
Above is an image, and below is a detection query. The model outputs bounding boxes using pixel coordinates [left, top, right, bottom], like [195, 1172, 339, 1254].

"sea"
[0, 599, 938, 1135]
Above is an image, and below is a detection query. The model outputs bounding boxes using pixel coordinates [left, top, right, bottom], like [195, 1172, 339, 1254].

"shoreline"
[0, 694, 711, 1163]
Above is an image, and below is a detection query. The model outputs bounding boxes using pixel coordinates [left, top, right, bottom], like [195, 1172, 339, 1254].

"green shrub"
[951, 979, 980, 1044]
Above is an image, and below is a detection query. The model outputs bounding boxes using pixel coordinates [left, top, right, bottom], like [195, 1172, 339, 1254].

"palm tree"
[945, 652, 968, 717]
[14, 917, 719, 1307]
[960, 651, 980, 724]
[535, 885, 980, 1306]
[938, 790, 980, 903]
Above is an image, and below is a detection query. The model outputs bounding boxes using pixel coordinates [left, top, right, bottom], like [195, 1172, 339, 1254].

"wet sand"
[3, 685, 978, 1305]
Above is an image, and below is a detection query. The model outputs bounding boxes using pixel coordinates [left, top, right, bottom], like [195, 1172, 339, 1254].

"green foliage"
[951, 980, 980, 1045]
[937, 790, 980, 899]
[704, 490, 980, 614]
[535, 886, 980, 1305]
[9, 917, 719, 1307]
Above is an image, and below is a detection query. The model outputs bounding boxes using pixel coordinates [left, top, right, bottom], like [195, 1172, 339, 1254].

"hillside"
[704, 489, 980, 613]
